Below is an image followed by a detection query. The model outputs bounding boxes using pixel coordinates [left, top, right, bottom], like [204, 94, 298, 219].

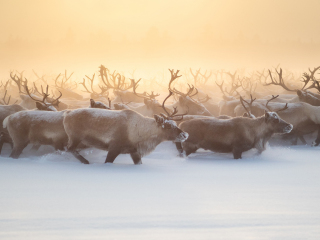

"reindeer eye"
[272, 118, 279, 123]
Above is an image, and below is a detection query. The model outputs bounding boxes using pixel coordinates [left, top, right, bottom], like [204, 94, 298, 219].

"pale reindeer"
[63, 87, 189, 164]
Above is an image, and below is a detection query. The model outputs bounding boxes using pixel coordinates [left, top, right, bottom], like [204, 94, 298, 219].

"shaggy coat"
[0, 104, 26, 153]
[63, 108, 188, 164]
[177, 112, 292, 159]
[4, 111, 67, 158]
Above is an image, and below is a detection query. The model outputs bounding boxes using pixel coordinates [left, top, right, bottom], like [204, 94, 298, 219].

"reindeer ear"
[144, 98, 150, 107]
[264, 111, 270, 121]
[154, 114, 164, 125]
[178, 96, 185, 103]
[297, 90, 302, 97]
[90, 99, 95, 108]
[20, 94, 28, 101]
[36, 102, 46, 110]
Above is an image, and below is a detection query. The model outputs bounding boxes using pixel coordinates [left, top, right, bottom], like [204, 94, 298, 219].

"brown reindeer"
[4, 110, 68, 158]
[2, 86, 68, 157]
[63, 93, 189, 164]
[176, 111, 292, 159]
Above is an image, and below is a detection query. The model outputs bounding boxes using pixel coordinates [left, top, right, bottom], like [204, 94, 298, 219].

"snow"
[0, 140, 319, 240]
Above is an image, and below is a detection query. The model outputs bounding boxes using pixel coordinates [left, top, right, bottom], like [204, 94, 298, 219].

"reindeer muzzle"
[174, 132, 189, 142]
[283, 124, 293, 133]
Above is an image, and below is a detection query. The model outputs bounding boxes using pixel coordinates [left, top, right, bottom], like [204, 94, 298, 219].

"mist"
[1, 0, 320, 79]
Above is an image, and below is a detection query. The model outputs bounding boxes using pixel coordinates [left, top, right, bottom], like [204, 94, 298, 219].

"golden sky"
[1, 0, 320, 75]
[1, 0, 320, 41]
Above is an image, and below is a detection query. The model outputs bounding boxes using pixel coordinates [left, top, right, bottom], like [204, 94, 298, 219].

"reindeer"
[10, 73, 68, 110]
[4, 110, 68, 158]
[63, 89, 189, 164]
[99, 65, 143, 103]
[167, 69, 212, 116]
[54, 70, 83, 100]
[89, 98, 111, 109]
[79, 73, 109, 100]
[176, 108, 292, 159]
[1, 84, 69, 156]
[23, 85, 64, 111]
[112, 79, 172, 117]
[0, 104, 26, 154]
[234, 94, 320, 145]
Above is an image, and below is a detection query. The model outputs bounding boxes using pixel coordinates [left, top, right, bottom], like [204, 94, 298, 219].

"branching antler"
[55, 70, 77, 90]
[161, 90, 188, 121]
[303, 66, 320, 92]
[10, 71, 28, 94]
[265, 95, 288, 112]
[265, 95, 279, 111]
[240, 96, 252, 117]
[241, 94, 256, 110]
[168, 69, 198, 98]
[99, 65, 134, 91]
[265, 68, 296, 92]
[1, 90, 18, 105]
[79, 73, 109, 98]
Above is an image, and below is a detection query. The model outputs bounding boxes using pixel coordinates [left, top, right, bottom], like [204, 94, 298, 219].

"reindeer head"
[152, 90, 189, 142]
[264, 111, 293, 134]
[25, 85, 61, 111]
[89, 99, 111, 109]
[154, 114, 188, 142]
[168, 69, 212, 116]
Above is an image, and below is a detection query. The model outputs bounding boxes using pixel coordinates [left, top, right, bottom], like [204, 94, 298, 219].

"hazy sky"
[1, 0, 320, 76]
[1, 0, 320, 42]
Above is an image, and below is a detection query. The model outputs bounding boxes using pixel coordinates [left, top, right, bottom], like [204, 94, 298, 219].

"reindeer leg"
[130, 152, 142, 165]
[0, 136, 4, 155]
[183, 143, 198, 156]
[312, 125, 320, 146]
[232, 147, 243, 159]
[10, 142, 29, 159]
[54, 142, 65, 151]
[105, 149, 121, 163]
[290, 136, 298, 146]
[70, 150, 89, 164]
[298, 136, 307, 145]
[175, 142, 184, 157]
[31, 144, 41, 151]
[67, 139, 89, 164]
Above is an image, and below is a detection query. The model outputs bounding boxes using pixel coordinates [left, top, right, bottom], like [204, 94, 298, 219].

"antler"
[265, 95, 279, 111]
[161, 90, 188, 121]
[54, 70, 75, 90]
[265, 95, 288, 112]
[198, 94, 211, 103]
[1, 90, 18, 105]
[10, 71, 28, 94]
[168, 69, 198, 98]
[240, 96, 252, 116]
[241, 94, 256, 110]
[190, 68, 201, 86]
[199, 70, 212, 85]
[168, 69, 183, 94]
[303, 66, 320, 92]
[25, 85, 49, 105]
[276, 103, 289, 112]
[265, 68, 296, 92]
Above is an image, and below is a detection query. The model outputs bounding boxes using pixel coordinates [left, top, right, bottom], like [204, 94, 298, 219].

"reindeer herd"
[1, 65, 320, 164]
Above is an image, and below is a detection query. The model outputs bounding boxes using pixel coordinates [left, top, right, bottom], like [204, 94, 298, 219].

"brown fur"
[0, 104, 26, 154]
[5, 111, 68, 158]
[177, 112, 292, 159]
[63, 108, 188, 164]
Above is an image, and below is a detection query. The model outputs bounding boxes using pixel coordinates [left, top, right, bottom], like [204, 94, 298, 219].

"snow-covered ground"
[0, 141, 319, 240]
